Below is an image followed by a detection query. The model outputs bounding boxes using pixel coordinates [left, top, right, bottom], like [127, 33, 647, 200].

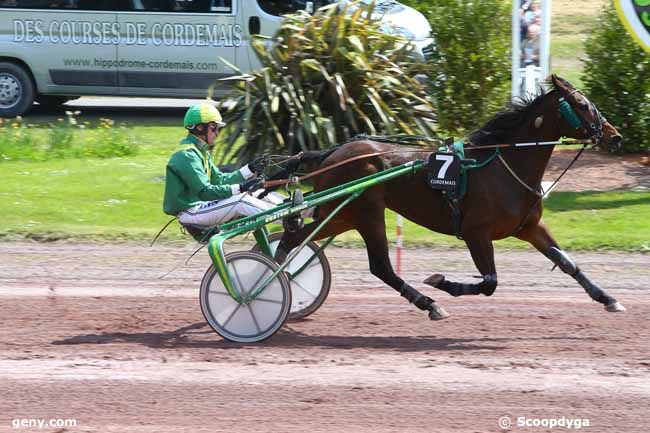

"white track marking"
[0, 359, 647, 396]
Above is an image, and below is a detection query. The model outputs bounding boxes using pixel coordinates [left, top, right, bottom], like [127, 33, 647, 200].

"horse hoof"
[428, 304, 450, 320]
[423, 274, 445, 288]
[605, 301, 626, 313]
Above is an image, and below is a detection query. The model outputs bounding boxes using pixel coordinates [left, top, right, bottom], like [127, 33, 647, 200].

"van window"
[0, 0, 233, 12]
[256, 0, 333, 16]
[128, 0, 233, 13]
[257, 0, 291, 16]
[0, 0, 118, 9]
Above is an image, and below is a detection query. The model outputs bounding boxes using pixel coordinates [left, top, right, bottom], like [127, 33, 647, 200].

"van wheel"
[0, 62, 35, 118]
[37, 95, 77, 109]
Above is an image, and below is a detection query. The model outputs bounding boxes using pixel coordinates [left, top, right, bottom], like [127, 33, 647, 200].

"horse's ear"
[550, 74, 562, 90]
[551, 74, 575, 92]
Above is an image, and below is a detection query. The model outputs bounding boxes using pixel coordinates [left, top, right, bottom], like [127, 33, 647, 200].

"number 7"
[436, 155, 454, 179]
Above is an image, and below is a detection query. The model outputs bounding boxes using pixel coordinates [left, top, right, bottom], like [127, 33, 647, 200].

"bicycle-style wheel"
[200, 251, 291, 343]
[253, 232, 331, 320]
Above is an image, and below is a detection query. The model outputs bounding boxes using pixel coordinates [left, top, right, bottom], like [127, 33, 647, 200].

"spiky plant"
[214, 2, 437, 163]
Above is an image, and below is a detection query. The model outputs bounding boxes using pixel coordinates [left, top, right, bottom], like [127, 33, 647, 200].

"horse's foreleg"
[357, 217, 449, 320]
[424, 235, 498, 297]
[517, 220, 625, 312]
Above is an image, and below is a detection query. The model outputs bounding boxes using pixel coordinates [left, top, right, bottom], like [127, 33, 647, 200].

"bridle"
[558, 88, 607, 145]
[504, 86, 609, 235]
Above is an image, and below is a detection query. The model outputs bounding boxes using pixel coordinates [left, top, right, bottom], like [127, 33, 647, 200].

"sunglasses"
[207, 122, 221, 132]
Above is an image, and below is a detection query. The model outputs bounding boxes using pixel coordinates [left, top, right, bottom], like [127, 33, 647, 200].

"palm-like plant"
[214, 2, 437, 163]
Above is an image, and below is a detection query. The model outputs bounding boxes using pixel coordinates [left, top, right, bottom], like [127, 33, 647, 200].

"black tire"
[253, 231, 331, 320]
[0, 62, 35, 118]
[37, 95, 77, 109]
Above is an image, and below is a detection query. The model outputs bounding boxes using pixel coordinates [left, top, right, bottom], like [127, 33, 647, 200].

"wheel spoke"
[291, 261, 320, 276]
[288, 257, 320, 277]
[254, 297, 283, 305]
[250, 267, 272, 293]
[248, 307, 262, 333]
[222, 304, 242, 327]
[230, 261, 247, 297]
[292, 279, 318, 299]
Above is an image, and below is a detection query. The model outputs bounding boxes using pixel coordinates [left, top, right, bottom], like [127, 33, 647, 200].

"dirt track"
[0, 242, 648, 432]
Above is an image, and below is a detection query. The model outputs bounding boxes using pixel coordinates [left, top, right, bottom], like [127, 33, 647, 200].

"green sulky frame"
[207, 159, 426, 304]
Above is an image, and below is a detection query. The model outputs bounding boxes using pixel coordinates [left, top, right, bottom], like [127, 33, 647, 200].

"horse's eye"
[577, 101, 589, 110]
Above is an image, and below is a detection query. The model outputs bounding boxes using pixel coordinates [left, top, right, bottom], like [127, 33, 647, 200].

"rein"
[512, 144, 587, 235]
[262, 139, 592, 189]
[464, 139, 591, 150]
[263, 150, 397, 188]
[263, 136, 590, 239]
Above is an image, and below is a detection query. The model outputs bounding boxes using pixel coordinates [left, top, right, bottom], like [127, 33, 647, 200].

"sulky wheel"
[253, 232, 331, 321]
[200, 251, 291, 343]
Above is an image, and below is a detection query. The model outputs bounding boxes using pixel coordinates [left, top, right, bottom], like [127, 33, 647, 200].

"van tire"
[0, 62, 35, 118]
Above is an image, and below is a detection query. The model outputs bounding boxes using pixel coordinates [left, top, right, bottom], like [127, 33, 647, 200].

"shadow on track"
[51, 322, 598, 353]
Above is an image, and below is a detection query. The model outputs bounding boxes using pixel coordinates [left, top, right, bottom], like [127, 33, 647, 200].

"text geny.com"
[11, 418, 77, 430]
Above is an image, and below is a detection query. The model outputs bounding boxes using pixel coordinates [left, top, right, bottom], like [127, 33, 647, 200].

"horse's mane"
[468, 86, 555, 146]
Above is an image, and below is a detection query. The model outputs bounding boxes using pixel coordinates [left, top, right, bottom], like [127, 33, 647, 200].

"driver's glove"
[247, 155, 269, 175]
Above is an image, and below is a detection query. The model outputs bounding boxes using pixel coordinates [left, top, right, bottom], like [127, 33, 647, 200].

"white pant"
[178, 191, 284, 228]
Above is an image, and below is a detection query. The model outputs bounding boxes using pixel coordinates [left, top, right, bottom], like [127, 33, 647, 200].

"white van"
[0, 0, 433, 117]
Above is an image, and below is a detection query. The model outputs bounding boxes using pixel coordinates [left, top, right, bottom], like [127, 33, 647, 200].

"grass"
[2, 142, 649, 251]
[550, 0, 608, 87]
[334, 192, 650, 252]
[2, 126, 177, 240]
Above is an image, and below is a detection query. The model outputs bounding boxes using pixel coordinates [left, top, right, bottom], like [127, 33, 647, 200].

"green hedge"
[582, 3, 650, 153]
[217, 4, 436, 161]
[0, 114, 138, 162]
[403, 0, 512, 133]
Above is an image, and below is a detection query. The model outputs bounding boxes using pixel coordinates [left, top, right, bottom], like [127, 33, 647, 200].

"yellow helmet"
[183, 103, 226, 129]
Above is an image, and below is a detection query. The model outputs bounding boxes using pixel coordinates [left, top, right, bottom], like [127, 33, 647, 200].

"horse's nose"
[609, 134, 622, 152]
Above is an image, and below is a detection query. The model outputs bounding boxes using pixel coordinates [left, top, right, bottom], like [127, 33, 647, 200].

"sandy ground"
[0, 242, 648, 432]
[545, 149, 650, 192]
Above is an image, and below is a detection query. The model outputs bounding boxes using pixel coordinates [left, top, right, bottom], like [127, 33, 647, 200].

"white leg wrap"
[548, 247, 578, 275]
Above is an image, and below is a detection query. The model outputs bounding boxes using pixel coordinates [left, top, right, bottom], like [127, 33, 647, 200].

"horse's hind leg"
[275, 198, 449, 319]
[517, 220, 625, 312]
[274, 219, 350, 264]
[423, 235, 498, 297]
[356, 211, 449, 320]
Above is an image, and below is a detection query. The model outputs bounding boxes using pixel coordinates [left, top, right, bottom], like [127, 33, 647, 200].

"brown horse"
[274, 75, 625, 319]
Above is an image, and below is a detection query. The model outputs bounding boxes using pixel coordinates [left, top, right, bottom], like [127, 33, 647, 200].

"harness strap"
[497, 154, 544, 198]
[541, 145, 586, 198]
[464, 149, 500, 172]
[264, 150, 395, 188]
[262, 139, 593, 189]
[512, 145, 587, 235]
[464, 139, 591, 151]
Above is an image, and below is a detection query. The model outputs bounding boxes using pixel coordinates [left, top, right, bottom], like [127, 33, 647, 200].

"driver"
[163, 103, 277, 228]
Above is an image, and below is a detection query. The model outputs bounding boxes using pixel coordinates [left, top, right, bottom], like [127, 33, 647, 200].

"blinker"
[559, 98, 582, 130]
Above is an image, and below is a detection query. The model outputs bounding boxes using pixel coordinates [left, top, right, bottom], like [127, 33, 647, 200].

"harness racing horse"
[273, 75, 626, 320]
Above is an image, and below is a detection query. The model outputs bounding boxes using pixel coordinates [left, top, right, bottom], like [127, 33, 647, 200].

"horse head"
[550, 75, 622, 151]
